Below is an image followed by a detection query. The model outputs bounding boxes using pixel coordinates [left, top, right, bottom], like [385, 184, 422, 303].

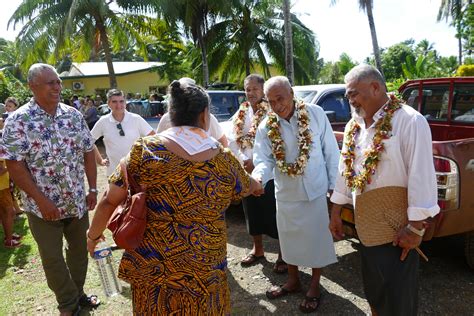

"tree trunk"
[283, 0, 294, 85]
[97, 21, 117, 89]
[197, 29, 210, 88]
[365, 2, 384, 77]
[458, 35, 463, 65]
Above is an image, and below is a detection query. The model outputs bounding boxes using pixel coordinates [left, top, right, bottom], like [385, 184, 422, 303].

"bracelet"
[86, 230, 101, 241]
[406, 224, 425, 237]
[89, 188, 98, 194]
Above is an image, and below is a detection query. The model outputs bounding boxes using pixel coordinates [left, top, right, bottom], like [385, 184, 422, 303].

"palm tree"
[283, 0, 294, 84]
[154, 0, 229, 87]
[206, 0, 319, 85]
[437, 0, 469, 64]
[331, 0, 383, 76]
[8, 0, 158, 88]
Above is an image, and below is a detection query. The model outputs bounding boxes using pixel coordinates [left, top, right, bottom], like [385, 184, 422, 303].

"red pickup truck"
[332, 77, 474, 269]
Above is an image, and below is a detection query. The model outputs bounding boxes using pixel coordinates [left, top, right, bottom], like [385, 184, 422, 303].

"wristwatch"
[89, 188, 99, 194]
[406, 224, 425, 237]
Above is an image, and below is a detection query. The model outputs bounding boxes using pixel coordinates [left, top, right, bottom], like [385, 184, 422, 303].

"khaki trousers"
[27, 212, 89, 312]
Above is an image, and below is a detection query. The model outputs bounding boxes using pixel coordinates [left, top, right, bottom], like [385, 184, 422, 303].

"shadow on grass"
[0, 215, 32, 279]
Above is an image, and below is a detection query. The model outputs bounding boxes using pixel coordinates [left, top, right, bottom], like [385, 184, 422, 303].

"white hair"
[27, 63, 58, 83]
[344, 64, 385, 88]
[263, 76, 292, 95]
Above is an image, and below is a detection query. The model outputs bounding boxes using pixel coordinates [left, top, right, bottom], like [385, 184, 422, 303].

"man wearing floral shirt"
[0, 63, 99, 315]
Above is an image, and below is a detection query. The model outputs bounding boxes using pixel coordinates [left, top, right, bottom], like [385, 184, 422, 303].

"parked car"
[293, 84, 351, 132]
[207, 90, 246, 122]
[336, 77, 474, 269]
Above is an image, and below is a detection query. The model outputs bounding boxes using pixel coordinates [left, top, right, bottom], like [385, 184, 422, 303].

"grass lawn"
[0, 214, 132, 315]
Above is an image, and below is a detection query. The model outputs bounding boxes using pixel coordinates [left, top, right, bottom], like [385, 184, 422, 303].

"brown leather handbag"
[107, 160, 147, 250]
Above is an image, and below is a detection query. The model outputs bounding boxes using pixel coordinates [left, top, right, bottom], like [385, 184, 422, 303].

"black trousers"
[360, 243, 419, 316]
[242, 180, 278, 239]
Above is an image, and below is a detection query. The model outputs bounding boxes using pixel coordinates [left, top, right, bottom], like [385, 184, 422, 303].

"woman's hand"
[86, 230, 105, 257]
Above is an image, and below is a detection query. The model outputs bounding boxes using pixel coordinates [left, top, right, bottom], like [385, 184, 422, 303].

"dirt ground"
[90, 159, 474, 315]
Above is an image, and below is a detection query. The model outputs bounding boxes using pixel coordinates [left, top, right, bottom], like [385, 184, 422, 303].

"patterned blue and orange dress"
[109, 136, 250, 315]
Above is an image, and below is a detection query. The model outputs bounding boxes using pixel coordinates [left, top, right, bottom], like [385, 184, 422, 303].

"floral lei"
[342, 93, 402, 192]
[233, 100, 269, 150]
[266, 99, 312, 177]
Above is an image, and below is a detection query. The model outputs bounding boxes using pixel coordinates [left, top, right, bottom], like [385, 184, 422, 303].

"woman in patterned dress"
[87, 79, 262, 315]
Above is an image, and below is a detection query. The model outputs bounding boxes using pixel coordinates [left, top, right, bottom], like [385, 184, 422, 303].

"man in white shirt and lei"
[329, 64, 440, 316]
[228, 74, 287, 273]
[252, 76, 339, 313]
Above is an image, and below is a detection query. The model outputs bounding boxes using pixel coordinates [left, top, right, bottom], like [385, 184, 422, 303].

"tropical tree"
[8, 0, 159, 88]
[283, 0, 294, 84]
[331, 0, 383, 76]
[206, 0, 320, 85]
[437, 0, 466, 64]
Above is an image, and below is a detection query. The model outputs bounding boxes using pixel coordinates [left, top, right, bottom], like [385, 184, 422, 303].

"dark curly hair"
[168, 80, 210, 127]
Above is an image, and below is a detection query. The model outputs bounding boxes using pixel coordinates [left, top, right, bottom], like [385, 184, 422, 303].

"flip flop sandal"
[240, 253, 265, 267]
[299, 293, 323, 314]
[12, 233, 22, 240]
[265, 285, 301, 300]
[78, 294, 101, 309]
[273, 259, 288, 274]
[4, 239, 21, 248]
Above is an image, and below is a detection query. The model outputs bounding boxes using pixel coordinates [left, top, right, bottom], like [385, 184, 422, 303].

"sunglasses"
[116, 123, 125, 136]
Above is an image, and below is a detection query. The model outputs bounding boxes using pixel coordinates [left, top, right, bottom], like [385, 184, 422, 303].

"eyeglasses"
[116, 123, 125, 136]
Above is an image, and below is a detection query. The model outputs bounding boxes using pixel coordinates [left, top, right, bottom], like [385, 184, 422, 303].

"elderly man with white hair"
[252, 76, 339, 313]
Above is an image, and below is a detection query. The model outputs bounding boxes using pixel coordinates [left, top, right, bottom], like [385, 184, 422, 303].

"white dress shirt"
[330, 104, 440, 221]
[156, 112, 224, 140]
[227, 105, 254, 163]
[252, 103, 340, 202]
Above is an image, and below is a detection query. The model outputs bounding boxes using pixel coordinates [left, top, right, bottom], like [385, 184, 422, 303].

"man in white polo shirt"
[92, 89, 155, 176]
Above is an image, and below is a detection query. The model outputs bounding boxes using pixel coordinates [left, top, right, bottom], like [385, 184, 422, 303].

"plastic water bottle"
[93, 241, 122, 297]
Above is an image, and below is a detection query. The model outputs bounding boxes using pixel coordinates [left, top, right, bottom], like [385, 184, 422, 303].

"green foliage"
[456, 64, 474, 76]
[386, 78, 405, 93]
[317, 53, 358, 84]
[381, 40, 416, 81]
[0, 71, 9, 102]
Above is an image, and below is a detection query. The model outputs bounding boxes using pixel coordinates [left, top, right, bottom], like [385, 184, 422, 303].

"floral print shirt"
[0, 99, 94, 219]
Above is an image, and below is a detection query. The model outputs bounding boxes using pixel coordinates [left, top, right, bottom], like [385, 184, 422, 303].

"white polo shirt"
[91, 111, 154, 176]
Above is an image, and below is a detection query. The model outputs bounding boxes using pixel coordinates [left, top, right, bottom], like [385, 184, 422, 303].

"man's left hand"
[243, 159, 254, 173]
[86, 192, 98, 210]
[393, 226, 423, 261]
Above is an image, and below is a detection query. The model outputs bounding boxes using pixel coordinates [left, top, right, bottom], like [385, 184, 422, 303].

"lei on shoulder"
[266, 99, 312, 177]
[342, 93, 402, 192]
[233, 100, 269, 150]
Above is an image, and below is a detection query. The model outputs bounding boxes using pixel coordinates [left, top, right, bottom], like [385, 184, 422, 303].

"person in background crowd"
[3, 96, 25, 216]
[252, 76, 339, 313]
[87, 79, 262, 315]
[5, 97, 19, 117]
[227, 74, 287, 273]
[0, 114, 22, 248]
[1, 63, 99, 315]
[84, 98, 99, 130]
[157, 77, 229, 147]
[91, 89, 155, 177]
[329, 64, 440, 316]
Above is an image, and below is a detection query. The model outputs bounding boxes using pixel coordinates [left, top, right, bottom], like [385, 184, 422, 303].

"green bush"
[456, 64, 474, 76]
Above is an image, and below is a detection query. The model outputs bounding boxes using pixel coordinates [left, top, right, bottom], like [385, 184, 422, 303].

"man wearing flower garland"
[227, 74, 287, 273]
[252, 76, 339, 313]
[329, 64, 439, 316]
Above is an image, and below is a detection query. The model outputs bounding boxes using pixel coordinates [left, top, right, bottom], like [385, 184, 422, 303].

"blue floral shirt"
[0, 99, 94, 219]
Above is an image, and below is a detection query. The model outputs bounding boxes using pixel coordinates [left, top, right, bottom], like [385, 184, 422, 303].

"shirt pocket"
[381, 136, 399, 162]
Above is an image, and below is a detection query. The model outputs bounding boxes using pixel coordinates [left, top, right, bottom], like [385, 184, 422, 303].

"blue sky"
[1, 0, 458, 63]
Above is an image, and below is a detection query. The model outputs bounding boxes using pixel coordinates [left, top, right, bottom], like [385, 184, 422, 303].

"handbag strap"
[119, 159, 143, 194]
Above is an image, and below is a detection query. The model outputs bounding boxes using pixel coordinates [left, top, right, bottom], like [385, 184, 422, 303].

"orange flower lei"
[233, 100, 269, 150]
[342, 93, 402, 192]
[266, 99, 312, 177]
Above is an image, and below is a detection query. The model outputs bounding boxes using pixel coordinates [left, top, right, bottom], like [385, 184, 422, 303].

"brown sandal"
[273, 259, 288, 274]
[299, 293, 323, 313]
[266, 285, 301, 299]
[240, 253, 265, 267]
[4, 239, 21, 248]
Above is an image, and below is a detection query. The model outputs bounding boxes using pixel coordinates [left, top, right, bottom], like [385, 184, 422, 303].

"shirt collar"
[352, 99, 389, 128]
[29, 98, 68, 118]
[108, 110, 130, 124]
